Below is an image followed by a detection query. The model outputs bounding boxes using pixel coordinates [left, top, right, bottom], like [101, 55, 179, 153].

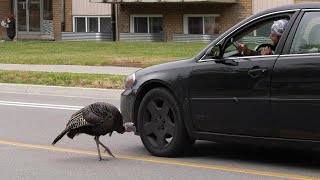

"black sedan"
[121, 3, 320, 157]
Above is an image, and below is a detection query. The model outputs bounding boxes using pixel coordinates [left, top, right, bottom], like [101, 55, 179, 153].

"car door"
[189, 11, 297, 137]
[271, 10, 320, 141]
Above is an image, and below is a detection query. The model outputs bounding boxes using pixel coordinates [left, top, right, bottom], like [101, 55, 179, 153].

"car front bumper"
[120, 89, 137, 124]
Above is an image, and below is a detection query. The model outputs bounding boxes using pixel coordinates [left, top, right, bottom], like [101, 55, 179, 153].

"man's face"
[269, 33, 280, 45]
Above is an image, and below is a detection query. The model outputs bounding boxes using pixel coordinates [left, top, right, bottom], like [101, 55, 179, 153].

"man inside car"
[238, 19, 289, 56]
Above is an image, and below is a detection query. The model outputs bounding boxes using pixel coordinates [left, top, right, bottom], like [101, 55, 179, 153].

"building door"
[18, 0, 41, 33]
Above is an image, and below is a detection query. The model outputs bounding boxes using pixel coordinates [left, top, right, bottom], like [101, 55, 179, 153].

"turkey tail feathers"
[52, 129, 68, 145]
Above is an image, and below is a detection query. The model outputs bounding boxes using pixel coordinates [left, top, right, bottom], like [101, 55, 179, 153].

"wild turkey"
[52, 102, 135, 160]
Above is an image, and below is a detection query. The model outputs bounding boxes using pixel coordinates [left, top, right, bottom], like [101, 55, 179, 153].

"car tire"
[137, 87, 191, 157]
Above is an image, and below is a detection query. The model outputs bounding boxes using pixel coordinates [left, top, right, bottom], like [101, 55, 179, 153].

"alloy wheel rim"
[142, 97, 176, 149]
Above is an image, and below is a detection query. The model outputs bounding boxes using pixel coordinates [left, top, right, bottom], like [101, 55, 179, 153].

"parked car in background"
[121, 3, 320, 157]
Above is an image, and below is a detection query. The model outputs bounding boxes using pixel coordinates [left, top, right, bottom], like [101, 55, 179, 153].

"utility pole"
[111, 3, 116, 41]
[61, 0, 65, 32]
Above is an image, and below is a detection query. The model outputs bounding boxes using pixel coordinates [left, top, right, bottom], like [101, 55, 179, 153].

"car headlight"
[125, 73, 136, 90]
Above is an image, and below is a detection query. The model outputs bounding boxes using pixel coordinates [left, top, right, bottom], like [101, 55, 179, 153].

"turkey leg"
[94, 136, 115, 158]
[94, 136, 103, 160]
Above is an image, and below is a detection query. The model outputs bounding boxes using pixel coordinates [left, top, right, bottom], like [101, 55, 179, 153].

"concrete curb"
[0, 83, 123, 100]
[0, 64, 141, 76]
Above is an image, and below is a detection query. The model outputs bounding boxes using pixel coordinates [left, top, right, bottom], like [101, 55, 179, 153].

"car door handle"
[248, 68, 267, 78]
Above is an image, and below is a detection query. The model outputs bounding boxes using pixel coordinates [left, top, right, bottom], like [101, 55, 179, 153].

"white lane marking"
[0, 91, 117, 100]
[0, 100, 83, 111]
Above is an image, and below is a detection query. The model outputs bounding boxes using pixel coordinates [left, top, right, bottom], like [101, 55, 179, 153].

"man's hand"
[261, 46, 272, 55]
[237, 43, 251, 56]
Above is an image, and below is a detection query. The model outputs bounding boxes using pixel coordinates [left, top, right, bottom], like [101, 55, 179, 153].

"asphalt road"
[1, 91, 320, 180]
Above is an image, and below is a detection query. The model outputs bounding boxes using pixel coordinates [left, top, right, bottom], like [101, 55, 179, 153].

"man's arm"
[238, 43, 261, 56]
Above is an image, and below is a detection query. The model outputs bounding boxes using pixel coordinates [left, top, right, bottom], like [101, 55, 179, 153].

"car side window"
[223, 21, 274, 57]
[222, 14, 292, 58]
[290, 12, 320, 54]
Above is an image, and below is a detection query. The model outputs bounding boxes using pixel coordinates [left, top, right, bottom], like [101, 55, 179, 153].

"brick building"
[0, 0, 318, 41]
[94, 0, 318, 42]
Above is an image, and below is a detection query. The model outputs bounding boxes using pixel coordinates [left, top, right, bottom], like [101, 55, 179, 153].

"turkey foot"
[100, 142, 115, 158]
[94, 136, 115, 159]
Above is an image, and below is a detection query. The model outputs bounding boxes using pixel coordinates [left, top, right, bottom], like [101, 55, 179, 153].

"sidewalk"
[0, 83, 123, 99]
[0, 64, 141, 76]
[0, 64, 142, 98]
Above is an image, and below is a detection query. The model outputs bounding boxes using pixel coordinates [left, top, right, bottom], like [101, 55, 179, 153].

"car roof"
[233, 2, 320, 33]
[255, 2, 320, 17]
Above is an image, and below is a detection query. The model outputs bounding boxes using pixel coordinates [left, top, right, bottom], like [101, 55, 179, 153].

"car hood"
[136, 58, 194, 77]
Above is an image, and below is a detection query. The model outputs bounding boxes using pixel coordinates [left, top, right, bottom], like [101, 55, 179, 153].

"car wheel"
[138, 88, 191, 157]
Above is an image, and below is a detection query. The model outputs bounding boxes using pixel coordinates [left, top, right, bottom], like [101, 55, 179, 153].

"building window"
[131, 15, 163, 33]
[88, 17, 98, 32]
[100, 18, 112, 33]
[43, 0, 53, 20]
[75, 17, 86, 32]
[184, 14, 219, 35]
[73, 16, 111, 33]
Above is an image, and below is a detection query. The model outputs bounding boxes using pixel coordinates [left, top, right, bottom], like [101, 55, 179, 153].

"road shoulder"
[0, 83, 123, 99]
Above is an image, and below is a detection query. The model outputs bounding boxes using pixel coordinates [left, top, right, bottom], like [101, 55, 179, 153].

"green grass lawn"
[0, 70, 125, 89]
[0, 41, 207, 68]
[0, 41, 207, 89]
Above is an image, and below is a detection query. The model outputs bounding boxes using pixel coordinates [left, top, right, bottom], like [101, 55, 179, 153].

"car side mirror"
[210, 45, 222, 59]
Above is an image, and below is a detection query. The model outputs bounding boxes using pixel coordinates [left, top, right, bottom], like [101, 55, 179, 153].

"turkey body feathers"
[52, 102, 123, 145]
[51, 111, 91, 145]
